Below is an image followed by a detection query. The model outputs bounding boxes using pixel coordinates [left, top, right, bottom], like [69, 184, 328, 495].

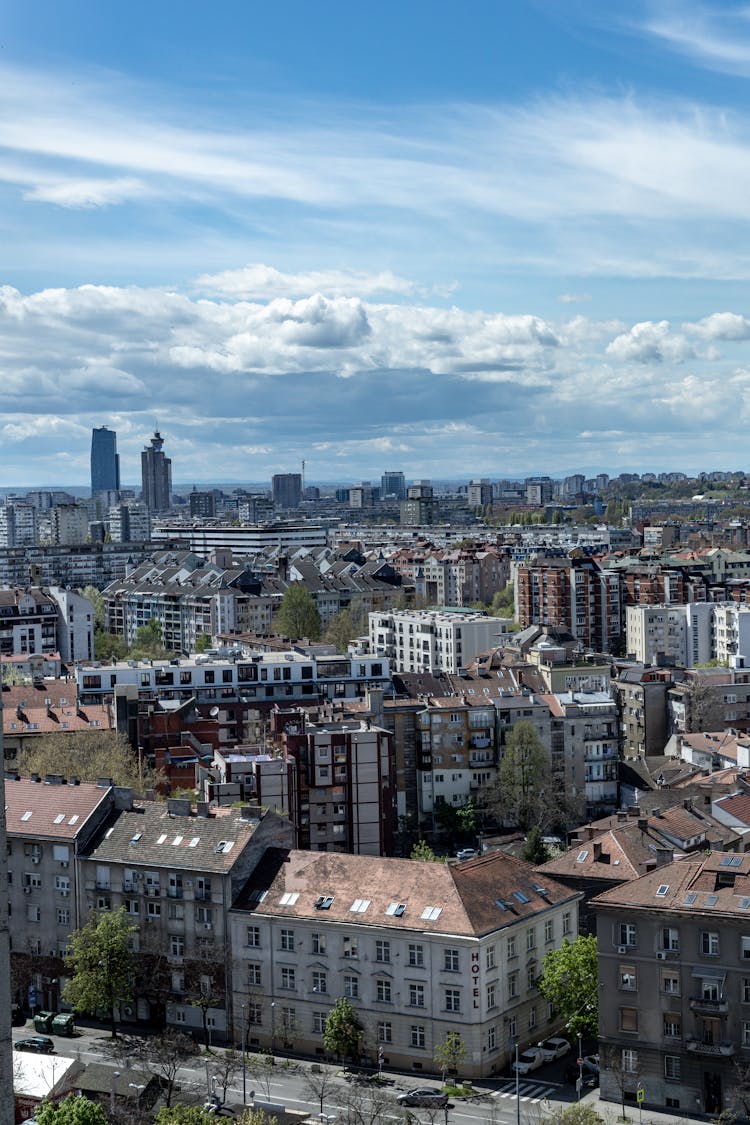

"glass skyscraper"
[90, 426, 120, 494]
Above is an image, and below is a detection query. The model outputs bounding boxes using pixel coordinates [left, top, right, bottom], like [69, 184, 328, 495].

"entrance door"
[704, 1071, 722, 1115]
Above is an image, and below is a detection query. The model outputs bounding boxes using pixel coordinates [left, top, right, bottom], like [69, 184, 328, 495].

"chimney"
[196, 801, 210, 818]
[593, 841, 602, 862]
[638, 818, 649, 832]
[166, 798, 192, 817]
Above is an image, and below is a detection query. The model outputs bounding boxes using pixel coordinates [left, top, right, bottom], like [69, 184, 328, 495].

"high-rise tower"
[140, 431, 172, 513]
[90, 426, 120, 495]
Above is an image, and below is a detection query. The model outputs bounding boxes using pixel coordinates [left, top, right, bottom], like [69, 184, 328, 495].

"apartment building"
[229, 849, 580, 1077]
[0, 503, 37, 548]
[612, 666, 676, 758]
[151, 522, 327, 555]
[0, 542, 156, 590]
[6, 777, 116, 1013]
[369, 609, 510, 675]
[82, 799, 294, 1036]
[515, 557, 622, 653]
[593, 852, 750, 1117]
[50, 505, 89, 546]
[416, 697, 496, 821]
[0, 586, 93, 662]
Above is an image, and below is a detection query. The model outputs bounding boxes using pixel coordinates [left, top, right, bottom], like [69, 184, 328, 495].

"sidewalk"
[580, 1087, 707, 1125]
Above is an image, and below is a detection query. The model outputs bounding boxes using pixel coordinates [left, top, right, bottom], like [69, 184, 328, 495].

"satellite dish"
[209, 706, 220, 718]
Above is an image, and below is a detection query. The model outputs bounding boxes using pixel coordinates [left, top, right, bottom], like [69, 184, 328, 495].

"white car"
[537, 1037, 571, 1062]
[512, 1048, 544, 1075]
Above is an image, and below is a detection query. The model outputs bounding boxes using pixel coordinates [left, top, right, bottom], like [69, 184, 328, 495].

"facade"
[229, 849, 580, 1076]
[0, 587, 93, 662]
[90, 427, 120, 495]
[272, 474, 302, 510]
[50, 505, 89, 547]
[151, 523, 327, 555]
[82, 799, 294, 1036]
[593, 852, 750, 1117]
[467, 479, 493, 508]
[369, 609, 511, 675]
[380, 472, 406, 501]
[189, 490, 216, 519]
[141, 431, 172, 513]
[0, 504, 37, 549]
[108, 502, 152, 543]
[515, 556, 622, 653]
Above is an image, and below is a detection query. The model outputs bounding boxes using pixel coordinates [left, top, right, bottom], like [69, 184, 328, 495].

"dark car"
[14, 1036, 54, 1054]
[397, 1088, 449, 1107]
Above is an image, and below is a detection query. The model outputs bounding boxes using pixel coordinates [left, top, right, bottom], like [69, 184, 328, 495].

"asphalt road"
[13, 1022, 583, 1122]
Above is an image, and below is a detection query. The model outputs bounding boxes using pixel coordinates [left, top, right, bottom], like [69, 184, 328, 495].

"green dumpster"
[51, 1013, 75, 1036]
[34, 1011, 54, 1034]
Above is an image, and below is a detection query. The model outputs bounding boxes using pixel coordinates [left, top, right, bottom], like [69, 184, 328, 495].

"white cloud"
[605, 320, 695, 363]
[558, 293, 592, 304]
[196, 264, 419, 300]
[23, 176, 148, 208]
[684, 312, 750, 340]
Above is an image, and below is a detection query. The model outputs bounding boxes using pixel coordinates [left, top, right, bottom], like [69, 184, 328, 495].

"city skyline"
[4, 3, 750, 483]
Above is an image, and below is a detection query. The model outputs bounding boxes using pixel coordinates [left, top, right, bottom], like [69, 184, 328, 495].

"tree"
[323, 997, 364, 1062]
[433, 1030, 467, 1081]
[541, 1106, 604, 1125]
[483, 720, 577, 833]
[522, 825, 551, 865]
[80, 586, 105, 629]
[338, 1083, 398, 1125]
[194, 632, 212, 653]
[302, 1064, 340, 1115]
[63, 908, 137, 1036]
[156, 1110, 218, 1125]
[37, 1095, 107, 1125]
[325, 607, 365, 652]
[211, 1048, 244, 1104]
[18, 730, 150, 790]
[274, 584, 322, 641]
[129, 617, 171, 658]
[94, 630, 128, 662]
[236, 1112, 278, 1125]
[246, 1053, 276, 1101]
[490, 586, 514, 618]
[108, 1031, 198, 1107]
[536, 935, 598, 1038]
[410, 839, 439, 862]
[603, 1044, 640, 1121]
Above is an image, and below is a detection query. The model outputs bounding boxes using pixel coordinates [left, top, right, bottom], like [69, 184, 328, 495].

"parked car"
[14, 1037, 54, 1054]
[512, 1048, 544, 1075]
[397, 1089, 449, 1107]
[456, 848, 478, 861]
[537, 1037, 571, 1062]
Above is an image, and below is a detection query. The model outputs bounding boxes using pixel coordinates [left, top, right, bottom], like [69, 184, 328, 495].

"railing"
[689, 997, 728, 1014]
[686, 1039, 734, 1056]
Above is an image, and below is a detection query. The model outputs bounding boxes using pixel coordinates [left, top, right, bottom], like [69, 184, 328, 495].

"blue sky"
[3, 1, 750, 486]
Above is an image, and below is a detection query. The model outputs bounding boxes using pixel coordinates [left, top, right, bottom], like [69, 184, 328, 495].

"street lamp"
[110, 1071, 120, 1118]
[514, 1041, 520, 1125]
[241, 1003, 248, 1104]
[270, 1001, 276, 1055]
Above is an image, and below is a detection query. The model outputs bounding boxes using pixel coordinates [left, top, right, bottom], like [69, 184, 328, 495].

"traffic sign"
[637, 1087, 645, 1104]
[577, 1057, 584, 1065]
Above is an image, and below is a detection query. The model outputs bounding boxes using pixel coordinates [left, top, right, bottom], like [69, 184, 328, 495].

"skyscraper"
[90, 426, 120, 495]
[272, 473, 302, 509]
[141, 431, 172, 513]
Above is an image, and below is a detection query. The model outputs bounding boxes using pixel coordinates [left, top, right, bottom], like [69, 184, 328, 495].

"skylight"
[495, 899, 508, 911]
[157, 834, 167, 845]
[189, 837, 200, 847]
[656, 885, 669, 897]
[421, 906, 442, 921]
[706, 895, 718, 907]
[350, 899, 370, 913]
[248, 888, 267, 902]
[683, 893, 697, 906]
[172, 836, 183, 846]
[68, 815, 79, 826]
[512, 890, 530, 904]
[315, 895, 334, 910]
[54, 814, 65, 824]
[721, 855, 743, 868]
[577, 850, 588, 863]
[386, 902, 406, 916]
[279, 892, 299, 906]
[740, 897, 750, 910]
[21, 811, 32, 821]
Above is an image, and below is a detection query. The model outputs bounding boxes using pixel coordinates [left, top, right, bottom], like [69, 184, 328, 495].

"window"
[701, 931, 720, 956]
[376, 979, 392, 1003]
[743, 1022, 750, 1048]
[409, 983, 425, 1007]
[507, 1015, 517, 1041]
[528, 1006, 537, 1030]
[313, 1011, 326, 1034]
[618, 922, 636, 948]
[411, 1025, 426, 1049]
[445, 988, 461, 1012]
[375, 940, 391, 963]
[280, 929, 295, 952]
[488, 1025, 497, 1051]
[661, 927, 679, 952]
[526, 927, 536, 952]
[664, 1055, 680, 1081]
[312, 971, 327, 994]
[247, 926, 260, 948]
[312, 933, 326, 955]
[247, 1004, 262, 1025]
[486, 945, 496, 970]
[248, 964, 262, 986]
[508, 971, 518, 999]
[170, 936, 185, 957]
[487, 984, 496, 1009]
[702, 979, 720, 1001]
[444, 948, 459, 972]
[619, 965, 637, 990]
[125, 899, 139, 915]
[622, 1049, 638, 1073]
[281, 967, 296, 990]
[662, 971, 680, 995]
[744, 978, 750, 1004]
[562, 912, 572, 936]
[146, 901, 160, 918]
[409, 943, 424, 967]
[343, 936, 358, 959]
[377, 1022, 392, 1044]
[27, 905, 40, 923]
[343, 975, 359, 999]
[663, 1015, 681, 1039]
[742, 936, 750, 959]
[56, 908, 70, 926]
[507, 934, 517, 959]
[620, 1008, 638, 1033]
[544, 920, 554, 944]
[527, 964, 537, 991]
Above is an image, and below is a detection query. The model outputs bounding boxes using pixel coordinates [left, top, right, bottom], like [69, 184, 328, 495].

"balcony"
[686, 1039, 734, 1057]
[690, 997, 729, 1015]
[470, 736, 491, 750]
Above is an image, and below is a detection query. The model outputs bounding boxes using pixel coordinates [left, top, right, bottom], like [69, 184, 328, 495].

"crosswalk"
[492, 1080, 557, 1104]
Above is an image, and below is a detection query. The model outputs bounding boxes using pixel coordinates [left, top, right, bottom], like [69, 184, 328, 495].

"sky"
[3, 1, 750, 487]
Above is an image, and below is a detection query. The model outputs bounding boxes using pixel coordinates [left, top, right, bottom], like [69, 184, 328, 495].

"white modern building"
[368, 609, 511, 674]
[151, 522, 328, 555]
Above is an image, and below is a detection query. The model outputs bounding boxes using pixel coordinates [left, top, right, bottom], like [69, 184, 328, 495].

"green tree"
[156, 1109, 218, 1125]
[536, 935, 598, 1038]
[541, 1106, 604, 1125]
[80, 586, 105, 629]
[63, 907, 137, 1036]
[36, 1095, 107, 1125]
[130, 617, 170, 658]
[484, 720, 560, 832]
[456, 795, 479, 838]
[18, 729, 151, 789]
[194, 632, 212, 653]
[325, 608, 357, 652]
[323, 997, 365, 1062]
[522, 825, 551, 865]
[274, 584, 322, 641]
[93, 630, 128, 662]
[433, 1030, 467, 1080]
[410, 839, 439, 862]
[490, 586, 514, 618]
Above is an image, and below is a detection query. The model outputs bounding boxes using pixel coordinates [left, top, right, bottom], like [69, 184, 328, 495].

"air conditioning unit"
[59, 861, 69, 868]
[23, 887, 30, 895]
[656, 951, 667, 960]
[31, 857, 40, 865]
[617, 945, 628, 954]
[203, 922, 213, 931]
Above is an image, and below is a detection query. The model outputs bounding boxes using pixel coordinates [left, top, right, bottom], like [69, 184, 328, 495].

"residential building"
[0, 586, 93, 662]
[141, 431, 172, 513]
[82, 799, 294, 1035]
[400, 483, 436, 526]
[369, 608, 511, 675]
[380, 472, 406, 501]
[592, 852, 750, 1116]
[6, 777, 116, 1013]
[50, 505, 89, 547]
[90, 427, 120, 495]
[416, 697, 496, 824]
[229, 849, 581, 1076]
[272, 474, 302, 510]
[467, 480, 493, 508]
[612, 665, 675, 758]
[151, 523, 327, 555]
[189, 490, 216, 519]
[108, 502, 151, 543]
[515, 556, 622, 653]
[0, 504, 37, 548]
